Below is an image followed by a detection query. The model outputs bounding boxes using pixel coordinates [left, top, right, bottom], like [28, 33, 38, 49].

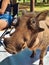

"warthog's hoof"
[39, 60, 43, 65]
[30, 51, 36, 58]
[39, 64, 43, 65]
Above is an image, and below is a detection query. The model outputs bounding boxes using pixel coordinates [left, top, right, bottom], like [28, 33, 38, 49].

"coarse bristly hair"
[4, 10, 49, 65]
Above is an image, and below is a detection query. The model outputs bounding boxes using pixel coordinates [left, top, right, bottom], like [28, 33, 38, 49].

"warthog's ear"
[36, 10, 49, 21]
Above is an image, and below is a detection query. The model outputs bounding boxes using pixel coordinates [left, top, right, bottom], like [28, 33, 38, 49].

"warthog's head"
[27, 10, 49, 32]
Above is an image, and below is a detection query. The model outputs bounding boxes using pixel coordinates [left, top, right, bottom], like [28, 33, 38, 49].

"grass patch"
[35, 5, 49, 11]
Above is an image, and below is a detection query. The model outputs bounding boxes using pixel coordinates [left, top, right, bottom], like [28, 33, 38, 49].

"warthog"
[4, 10, 48, 65]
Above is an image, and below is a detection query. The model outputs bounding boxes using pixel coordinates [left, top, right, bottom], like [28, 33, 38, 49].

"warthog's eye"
[32, 20, 35, 23]
[31, 20, 36, 24]
[30, 18, 35, 24]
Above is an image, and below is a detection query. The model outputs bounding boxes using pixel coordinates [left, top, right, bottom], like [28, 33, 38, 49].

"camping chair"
[0, 3, 19, 46]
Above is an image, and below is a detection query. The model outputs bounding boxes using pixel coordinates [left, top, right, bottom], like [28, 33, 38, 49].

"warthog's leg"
[30, 50, 36, 58]
[39, 47, 47, 65]
[30, 37, 39, 58]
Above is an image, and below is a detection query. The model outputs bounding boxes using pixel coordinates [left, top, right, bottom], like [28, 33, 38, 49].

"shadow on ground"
[0, 47, 49, 65]
[0, 48, 41, 65]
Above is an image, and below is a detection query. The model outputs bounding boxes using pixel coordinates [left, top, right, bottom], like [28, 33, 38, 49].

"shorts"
[0, 12, 13, 26]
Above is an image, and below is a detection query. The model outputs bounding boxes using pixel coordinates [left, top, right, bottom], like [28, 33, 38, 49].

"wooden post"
[43, 0, 45, 3]
[30, 0, 35, 12]
[43, 0, 45, 2]
[47, 0, 49, 3]
[35, 0, 37, 4]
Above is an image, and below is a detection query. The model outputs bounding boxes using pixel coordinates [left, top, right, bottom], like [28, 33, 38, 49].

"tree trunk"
[43, 0, 45, 3]
[16, 0, 17, 2]
[35, 0, 37, 3]
[47, 0, 49, 3]
[23, 0, 25, 3]
[30, 0, 35, 12]
[13, 0, 16, 4]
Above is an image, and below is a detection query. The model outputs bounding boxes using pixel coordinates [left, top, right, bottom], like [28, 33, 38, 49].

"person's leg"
[0, 19, 8, 30]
